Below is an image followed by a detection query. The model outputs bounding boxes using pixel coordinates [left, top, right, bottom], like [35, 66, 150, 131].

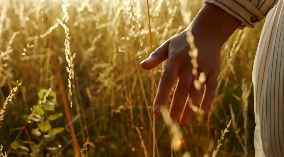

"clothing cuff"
[205, 0, 265, 28]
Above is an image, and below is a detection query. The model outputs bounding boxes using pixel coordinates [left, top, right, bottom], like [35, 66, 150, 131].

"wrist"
[190, 3, 241, 48]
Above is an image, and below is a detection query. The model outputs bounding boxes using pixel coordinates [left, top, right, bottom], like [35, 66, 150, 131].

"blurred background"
[0, 0, 264, 156]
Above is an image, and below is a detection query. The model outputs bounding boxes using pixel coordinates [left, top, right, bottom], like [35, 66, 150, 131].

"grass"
[0, 0, 265, 156]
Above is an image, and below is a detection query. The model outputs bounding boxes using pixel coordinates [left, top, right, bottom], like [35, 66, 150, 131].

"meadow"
[0, 0, 265, 156]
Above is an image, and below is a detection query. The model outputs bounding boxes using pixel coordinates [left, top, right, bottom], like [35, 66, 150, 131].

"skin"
[140, 3, 242, 125]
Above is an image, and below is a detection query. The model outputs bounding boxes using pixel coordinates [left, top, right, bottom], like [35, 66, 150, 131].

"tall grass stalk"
[0, 83, 21, 157]
[0, 82, 21, 123]
[0, 0, 263, 156]
[212, 119, 232, 157]
[0, 145, 7, 157]
[145, 0, 158, 156]
[241, 79, 249, 156]
[57, 19, 75, 109]
[135, 126, 148, 157]
[229, 104, 245, 153]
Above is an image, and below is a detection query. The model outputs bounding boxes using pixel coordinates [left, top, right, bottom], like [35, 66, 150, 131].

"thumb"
[140, 40, 169, 70]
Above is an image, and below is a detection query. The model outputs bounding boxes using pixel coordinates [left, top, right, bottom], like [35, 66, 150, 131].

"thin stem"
[146, 0, 157, 157]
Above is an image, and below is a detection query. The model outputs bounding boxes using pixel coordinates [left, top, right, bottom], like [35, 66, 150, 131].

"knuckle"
[162, 69, 176, 81]
[169, 46, 190, 60]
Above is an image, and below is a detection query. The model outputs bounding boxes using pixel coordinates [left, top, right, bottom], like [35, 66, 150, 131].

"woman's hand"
[140, 3, 241, 125]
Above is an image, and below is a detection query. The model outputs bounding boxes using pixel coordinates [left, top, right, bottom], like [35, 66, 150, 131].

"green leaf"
[33, 105, 44, 116]
[43, 105, 55, 111]
[49, 91, 57, 103]
[16, 150, 28, 156]
[31, 129, 41, 136]
[37, 121, 51, 133]
[49, 127, 64, 136]
[38, 89, 49, 100]
[38, 89, 58, 106]
[47, 113, 63, 121]
[43, 102, 55, 111]
[19, 146, 29, 152]
[43, 101, 55, 111]
[11, 141, 20, 150]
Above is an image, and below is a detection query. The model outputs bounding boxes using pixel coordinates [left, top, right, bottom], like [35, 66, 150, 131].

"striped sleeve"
[205, 0, 279, 28]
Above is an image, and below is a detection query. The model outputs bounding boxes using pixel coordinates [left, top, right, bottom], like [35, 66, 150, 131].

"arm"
[191, 3, 242, 49]
[205, 0, 279, 28]
[192, 0, 280, 48]
[140, 1, 278, 125]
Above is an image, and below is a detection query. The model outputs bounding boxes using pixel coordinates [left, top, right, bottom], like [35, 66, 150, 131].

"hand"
[140, 29, 220, 125]
[140, 3, 241, 125]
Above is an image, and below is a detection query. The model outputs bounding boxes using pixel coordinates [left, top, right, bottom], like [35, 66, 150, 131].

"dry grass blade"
[57, 19, 75, 108]
[0, 0, 264, 156]
[0, 32, 19, 59]
[0, 145, 7, 157]
[145, 0, 158, 156]
[160, 106, 183, 152]
[212, 119, 232, 157]
[0, 82, 21, 157]
[0, 82, 21, 123]
[229, 104, 245, 153]
[135, 126, 148, 157]
[241, 79, 249, 156]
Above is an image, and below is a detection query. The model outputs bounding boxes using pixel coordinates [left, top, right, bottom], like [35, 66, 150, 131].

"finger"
[179, 97, 194, 125]
[153, 60, 179, 115]
[201, 73, 218, 114]
[169, 70, 193, 123]
[191, 78, 205, 107]
[140, 40, 170, 70]
[180, 80, 205, 125]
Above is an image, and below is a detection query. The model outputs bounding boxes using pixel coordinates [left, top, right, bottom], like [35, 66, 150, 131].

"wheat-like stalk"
[241, 79, 248, 156]
[212, 119, 232, 157]
[178, 0, 192, 25]
[229, 104, 245, 152]
[39, 88, 52, 105]
[186, 27, 205, 91]
[0, 145, 7, 157]
[40, 22, 60, 39]
[62, 0, 70, 22]
[183, 152, 191, 157]
[0, 1, 7, 43]
[0, 32, 20, 60]
[0, 82, 22, 123]
[160, 106, 183, 152]
[0, 82, 20, 157]
[58, 0, 76, 108]
[135, 126, 148, 157]
[0, 32, 19, 86]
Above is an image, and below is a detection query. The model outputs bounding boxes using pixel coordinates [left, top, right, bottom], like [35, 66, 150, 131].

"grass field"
[0, 0, 265, 156]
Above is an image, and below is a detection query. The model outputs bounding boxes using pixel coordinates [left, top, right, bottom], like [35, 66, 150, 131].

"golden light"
[177, 140, 184, 146]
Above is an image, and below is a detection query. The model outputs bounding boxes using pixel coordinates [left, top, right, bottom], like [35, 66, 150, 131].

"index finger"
[153, 59, 179, 114]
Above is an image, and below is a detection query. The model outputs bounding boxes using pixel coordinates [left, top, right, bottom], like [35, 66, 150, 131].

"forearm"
[190, 3, 242, 48]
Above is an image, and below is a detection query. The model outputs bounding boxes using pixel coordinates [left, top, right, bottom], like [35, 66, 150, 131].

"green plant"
[10, 88, 64, 156]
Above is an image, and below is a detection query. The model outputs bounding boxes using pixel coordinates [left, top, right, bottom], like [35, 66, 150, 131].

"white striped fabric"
[253, 0, 284, 156]
[205, 0, 284, 156]
[205, 0, 279, 28]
